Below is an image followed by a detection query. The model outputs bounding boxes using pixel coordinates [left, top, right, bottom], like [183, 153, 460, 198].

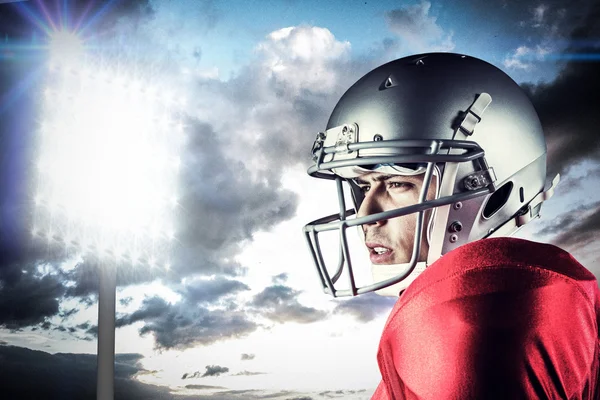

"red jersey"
[372, 237, 600, 399]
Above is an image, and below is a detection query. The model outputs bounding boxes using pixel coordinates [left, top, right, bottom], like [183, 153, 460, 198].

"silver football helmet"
[303, 53, 559, 298]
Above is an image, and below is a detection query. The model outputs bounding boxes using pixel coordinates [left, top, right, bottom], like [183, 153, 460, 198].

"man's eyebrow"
[354, 174, 398, 185]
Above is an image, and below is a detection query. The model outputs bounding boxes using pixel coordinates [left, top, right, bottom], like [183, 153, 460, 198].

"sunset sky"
[0, 0, 599, 399]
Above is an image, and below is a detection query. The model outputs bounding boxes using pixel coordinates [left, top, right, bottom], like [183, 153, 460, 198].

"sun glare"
[48, 29, 85, 65]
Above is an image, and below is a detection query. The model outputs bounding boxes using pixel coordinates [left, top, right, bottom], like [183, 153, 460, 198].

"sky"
[0, 0, 599, 399]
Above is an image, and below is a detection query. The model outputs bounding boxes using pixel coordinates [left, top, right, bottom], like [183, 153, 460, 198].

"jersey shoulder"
[376, 238, 600, 399]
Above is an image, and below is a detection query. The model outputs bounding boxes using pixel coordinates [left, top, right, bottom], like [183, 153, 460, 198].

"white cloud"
[256, 26, 351, 95]
[385, 1, 455, 53]
[503, 44, 552, 70]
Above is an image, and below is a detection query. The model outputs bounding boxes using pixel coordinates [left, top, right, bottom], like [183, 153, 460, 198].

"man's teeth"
[373, 247, 389, 255]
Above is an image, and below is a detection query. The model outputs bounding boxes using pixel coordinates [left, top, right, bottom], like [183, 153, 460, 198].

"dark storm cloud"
[115, 296, 171, 327]
[251, 284, 328, 324]
[0, 345, 321, 399]
[0, 345, 191, 399]
[0, 263, 65, 329]
[333, 293, 396, 323]
[536, 200, 600, 250]
[182, 277, 250, 304]
[116, 295, 258, 350]
[172, 119, 298, 278]
[39, 320, 51, 330]
[63, 259, 174, 299]
[115, 352, 144, 366]
[519, 1, 600, 178]
[76, 322, 90, 330]
[241, 353, 255, 360]
[86, 324, 98, 336]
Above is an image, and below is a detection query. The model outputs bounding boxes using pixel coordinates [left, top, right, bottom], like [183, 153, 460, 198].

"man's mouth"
[366, 243, 394, 263]
[373, 247, 390, 255]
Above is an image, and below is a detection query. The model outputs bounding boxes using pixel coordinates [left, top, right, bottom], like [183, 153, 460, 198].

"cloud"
[256, 25, 351, 95]
[384, 1, 455, 53]
[183, 365, 230, 378]
[119, 296, 134, 306]
[251, 284, 328, 324]
[172, 118, 299, 278]
[241, 353, 255, 360]
[202, 365, 230, 377]
[232, 370, 267, 376]
[272, 273, 288, 284]
[182, 371, 202, 379]
[521, 2, 600, 178]
[503, 0, 596, 72]
[116, 295, 258, 350]
[333, 293, 396, 323]
[0, 346, 367, 399]
[0, 345, 188, 399]
[208, 25, 364, 176]
[504, 45, 552, 70]
[536, 200, 600, 252]
[185, 384, 227, 390]
[182, 276, 250, 304]
[0, 263, 65, 329]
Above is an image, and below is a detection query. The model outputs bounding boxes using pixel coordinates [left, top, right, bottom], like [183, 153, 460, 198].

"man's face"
[355, 172, 437, 265]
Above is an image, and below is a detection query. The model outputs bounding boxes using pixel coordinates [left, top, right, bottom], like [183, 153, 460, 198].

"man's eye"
[388, 181, 413, 190]
[358, 185, 370, 193]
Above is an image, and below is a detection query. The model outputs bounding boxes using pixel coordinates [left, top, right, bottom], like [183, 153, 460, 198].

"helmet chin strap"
[372, 261, 428, 296]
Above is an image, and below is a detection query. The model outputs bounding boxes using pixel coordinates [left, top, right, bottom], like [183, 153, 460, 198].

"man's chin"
[369, 252, 406, 265]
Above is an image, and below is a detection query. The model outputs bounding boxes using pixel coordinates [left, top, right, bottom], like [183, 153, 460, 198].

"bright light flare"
[48, 29, 85, 66]
[33, 60, 184, 270]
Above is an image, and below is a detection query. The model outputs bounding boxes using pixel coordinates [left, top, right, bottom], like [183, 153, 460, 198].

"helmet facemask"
[303, 134, 495, 297]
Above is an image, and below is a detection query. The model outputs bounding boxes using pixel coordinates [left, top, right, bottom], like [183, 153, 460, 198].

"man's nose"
[357, 193, 387, 225]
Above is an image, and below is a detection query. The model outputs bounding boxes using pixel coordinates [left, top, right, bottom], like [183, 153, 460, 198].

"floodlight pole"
[96, 261, 116, 400]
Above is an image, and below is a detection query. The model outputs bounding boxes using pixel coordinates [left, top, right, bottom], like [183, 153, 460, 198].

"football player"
[304, 53, 600, 399]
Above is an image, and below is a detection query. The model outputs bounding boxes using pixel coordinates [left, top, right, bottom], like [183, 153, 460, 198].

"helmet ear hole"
[483, 182, 513, 219]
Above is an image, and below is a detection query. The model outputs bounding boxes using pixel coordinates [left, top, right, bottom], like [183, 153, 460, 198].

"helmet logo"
[335, 124, 357, 148]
